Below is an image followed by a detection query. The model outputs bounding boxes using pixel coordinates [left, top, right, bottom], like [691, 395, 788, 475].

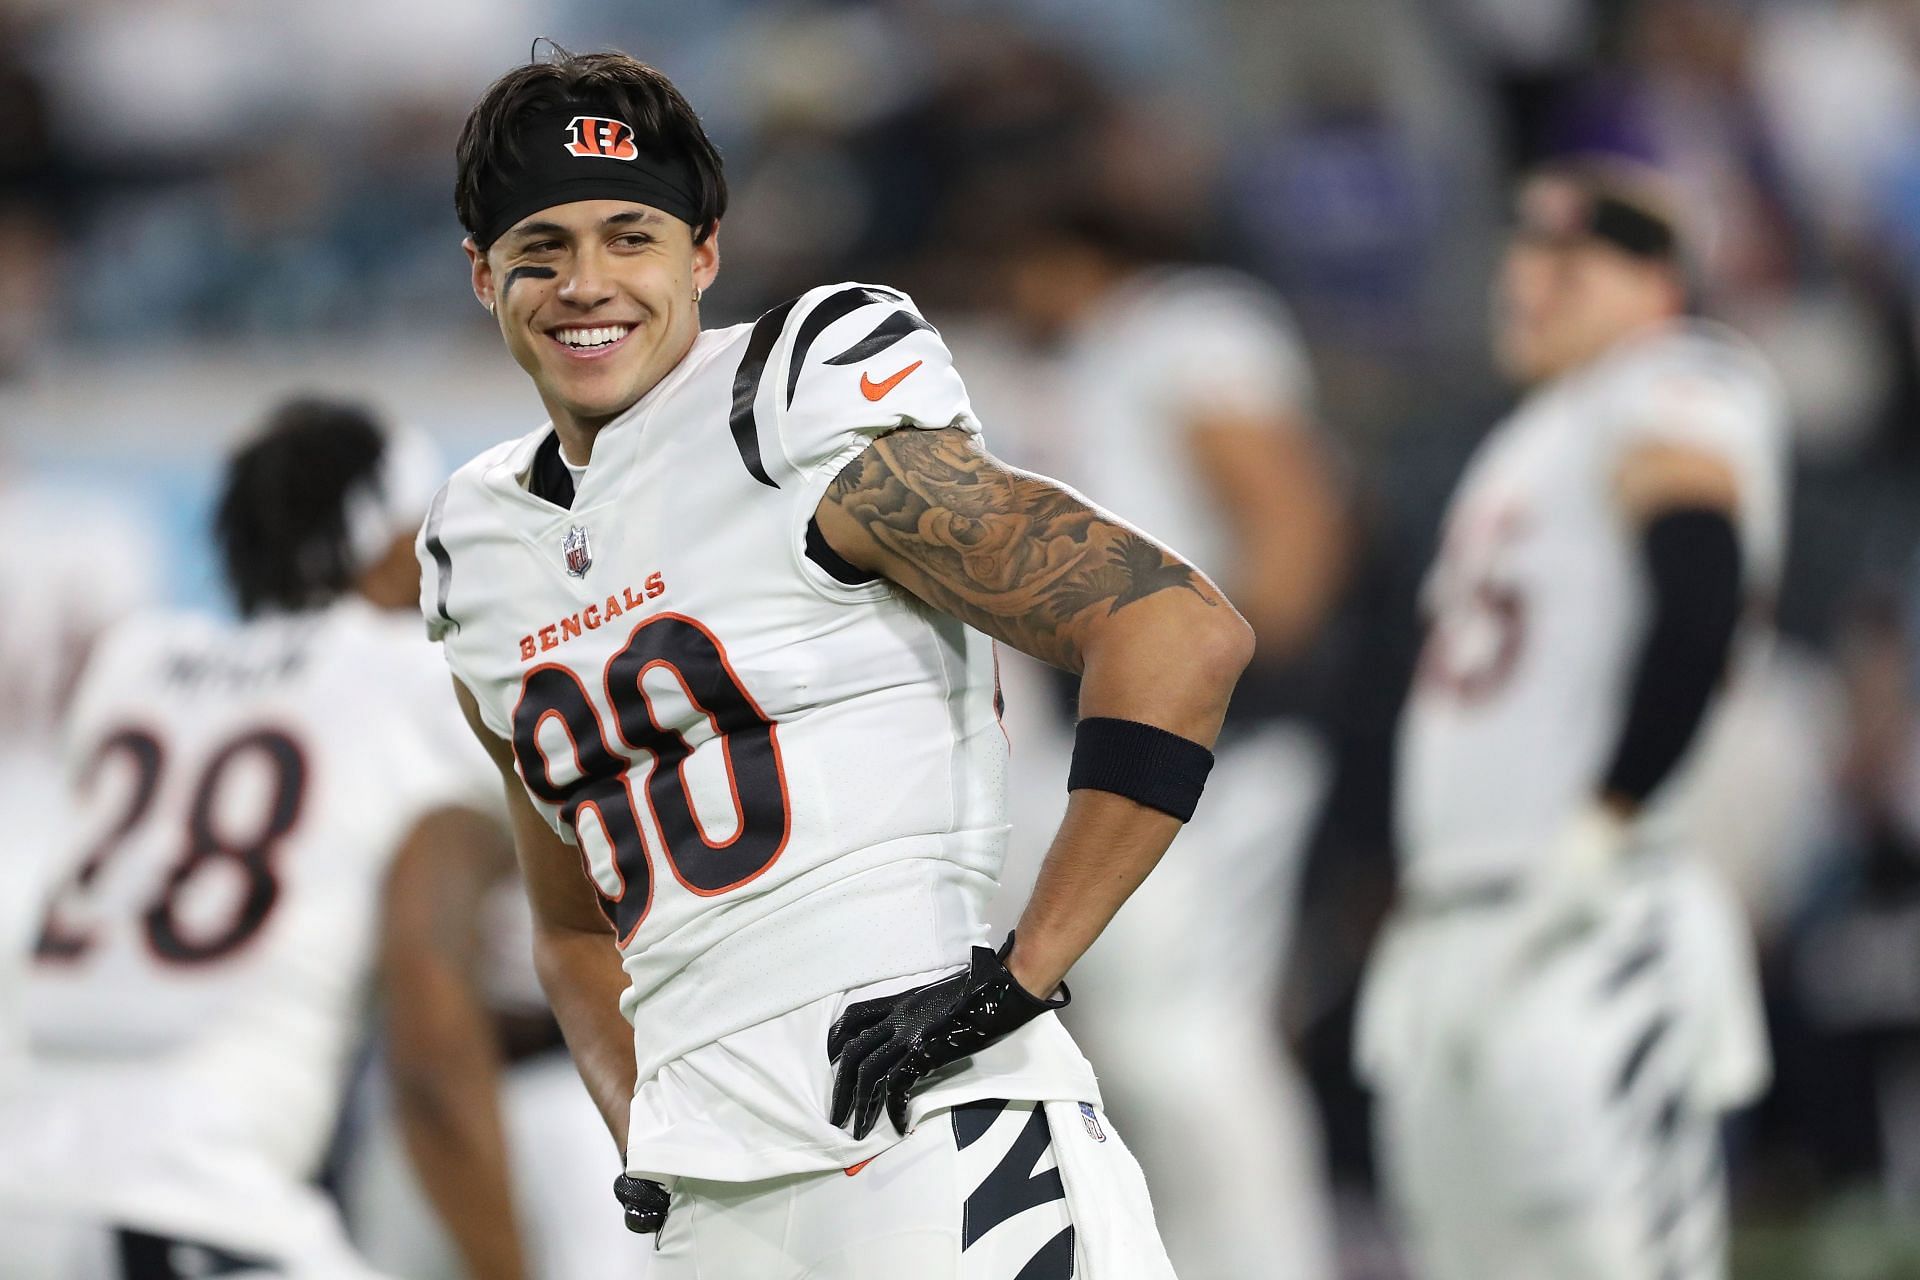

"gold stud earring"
[692, 285, 703, 304]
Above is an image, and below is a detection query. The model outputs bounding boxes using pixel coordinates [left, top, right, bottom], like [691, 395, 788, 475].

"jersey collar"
[483, 327, 737, 519]
[526, 430, 578, 510]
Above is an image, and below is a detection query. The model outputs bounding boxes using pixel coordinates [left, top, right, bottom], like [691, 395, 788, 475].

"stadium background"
[5, 0, 1920, 1276]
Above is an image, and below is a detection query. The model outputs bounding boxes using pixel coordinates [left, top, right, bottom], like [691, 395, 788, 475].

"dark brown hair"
[455, 44, 727, 248]
[215, 398, 386, 618]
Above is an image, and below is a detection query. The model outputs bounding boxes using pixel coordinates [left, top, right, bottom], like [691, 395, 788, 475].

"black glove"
[827, 932, 1069, 1139]
[613, 1173, 670, 1234]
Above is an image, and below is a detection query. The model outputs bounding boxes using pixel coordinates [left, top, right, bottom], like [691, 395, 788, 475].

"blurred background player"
[1357, 163, 1784, 1280]
[988, 205, 1350, 1280]
[0, 456, 163, 1076]
[0, 400, 530, 1280]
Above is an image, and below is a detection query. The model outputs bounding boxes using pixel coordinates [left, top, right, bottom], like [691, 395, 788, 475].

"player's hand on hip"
[1509, 803, 1634, 975]
[827, 932, 1069, 1139]
[613, 1174, 671, 1234]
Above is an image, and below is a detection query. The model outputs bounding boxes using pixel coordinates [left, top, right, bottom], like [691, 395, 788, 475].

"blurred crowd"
[9, 0, 1920, 1274]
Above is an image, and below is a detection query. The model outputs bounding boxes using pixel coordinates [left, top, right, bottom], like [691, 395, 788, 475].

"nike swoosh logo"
[859, 360, 923, 401]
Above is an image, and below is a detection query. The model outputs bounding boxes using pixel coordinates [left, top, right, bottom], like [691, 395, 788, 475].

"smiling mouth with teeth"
[553, 325, 633, 350]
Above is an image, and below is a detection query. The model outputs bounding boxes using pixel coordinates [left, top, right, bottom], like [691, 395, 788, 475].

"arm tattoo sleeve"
[823, 427, 1223, 670]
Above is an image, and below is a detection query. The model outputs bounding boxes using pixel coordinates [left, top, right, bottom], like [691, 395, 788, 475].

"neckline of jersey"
[488, 326, 736, 522]
[1542, 315, 1743, 404]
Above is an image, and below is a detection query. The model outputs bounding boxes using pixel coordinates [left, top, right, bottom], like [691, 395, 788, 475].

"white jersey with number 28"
[0, 599, 494, 1252]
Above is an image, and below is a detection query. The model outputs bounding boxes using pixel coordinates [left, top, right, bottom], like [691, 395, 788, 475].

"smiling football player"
[423, 44, 1258, 1278]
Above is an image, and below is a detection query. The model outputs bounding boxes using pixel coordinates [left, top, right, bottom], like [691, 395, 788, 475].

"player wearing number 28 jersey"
[0, 404, 531, 1280]
[427, 46, 1254, 1277]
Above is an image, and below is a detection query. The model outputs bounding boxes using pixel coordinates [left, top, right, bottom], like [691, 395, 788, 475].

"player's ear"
[691, 223, 721, 298]
[464, 237, 497, 316]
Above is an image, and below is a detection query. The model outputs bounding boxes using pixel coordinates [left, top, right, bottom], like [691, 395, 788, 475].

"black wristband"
[1066, 716, 1215, 822]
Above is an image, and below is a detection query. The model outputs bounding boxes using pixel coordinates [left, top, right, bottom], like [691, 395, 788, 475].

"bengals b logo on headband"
[564, 117, 639, 161]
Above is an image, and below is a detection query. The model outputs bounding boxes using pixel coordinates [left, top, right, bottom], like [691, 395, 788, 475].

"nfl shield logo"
[562, 525, 592, 578]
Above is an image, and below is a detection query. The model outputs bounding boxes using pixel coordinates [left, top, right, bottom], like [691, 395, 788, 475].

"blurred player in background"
[0, 401, 529, 1280]
[1358, 163, 1782, 1280]
[995, 207, 1349, 1280]
[426, 45, 1253, 1274]
[0, 456, 162, 1074]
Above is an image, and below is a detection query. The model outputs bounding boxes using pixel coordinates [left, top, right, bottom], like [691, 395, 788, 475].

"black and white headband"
[475, 102, 703, 246]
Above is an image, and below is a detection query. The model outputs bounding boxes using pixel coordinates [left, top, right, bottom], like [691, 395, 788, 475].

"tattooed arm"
[814, 426, 1254, 995]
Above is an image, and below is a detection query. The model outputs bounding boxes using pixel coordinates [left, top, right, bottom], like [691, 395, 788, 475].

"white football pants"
[1358, 857, 1770, 1280]
[648, 1099, 1171, 1279]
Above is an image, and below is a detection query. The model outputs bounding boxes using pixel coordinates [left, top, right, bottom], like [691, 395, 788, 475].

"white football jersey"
[1398, 321, 1789, 890]
[0, 598, 495, 1250]
[422, 284, 1016, 1089]
[1013, 266, 1314, 582]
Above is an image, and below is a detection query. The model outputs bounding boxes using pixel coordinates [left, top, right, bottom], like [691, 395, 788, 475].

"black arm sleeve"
[1599, 507, 1745, 806]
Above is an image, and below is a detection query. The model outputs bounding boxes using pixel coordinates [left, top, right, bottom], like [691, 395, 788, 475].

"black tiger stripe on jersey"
[952, 1097, 1010, 1151]
[729, 287, 911, 489]
[1638, 1094, 1723, 1277]
[422, 480, 457, 633]
[117, 1227, 283, 1278]
[1598, 928, 1665, 1000]
[1013, 1226, 1076, 1280]
[962, 1104, 1067, 1250]
[728, 295, 801, 488]
[784, 285, 902, 408]
[824, 307, 935, 367]
[1613, 1012, 1673, 1101]
[1653, 1088, 1686, 1143]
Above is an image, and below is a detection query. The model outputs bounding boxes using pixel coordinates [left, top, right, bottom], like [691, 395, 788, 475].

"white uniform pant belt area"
[648, 1099, 1176, 1280]
[1356, 857, 1770, 1280]
[1394, 874, 1521, 918]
